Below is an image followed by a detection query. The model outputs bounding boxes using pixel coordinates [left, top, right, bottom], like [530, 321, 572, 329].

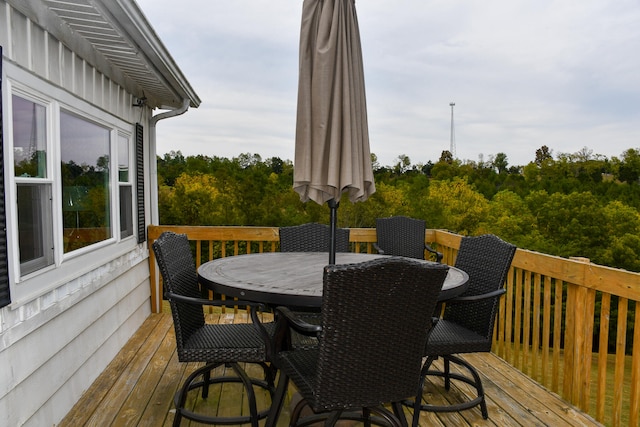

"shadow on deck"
[59, 312, 602, 426]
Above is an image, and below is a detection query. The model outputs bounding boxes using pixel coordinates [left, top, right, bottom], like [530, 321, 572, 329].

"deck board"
[59, 313, 602, 427]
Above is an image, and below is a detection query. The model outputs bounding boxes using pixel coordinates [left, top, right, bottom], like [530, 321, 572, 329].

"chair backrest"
[313, 257, 449, 411]
[375, 216, 427, 259]
[446, 234, 516, 339]
[279, 223, 350, 253]
[152, 231, 205, 352]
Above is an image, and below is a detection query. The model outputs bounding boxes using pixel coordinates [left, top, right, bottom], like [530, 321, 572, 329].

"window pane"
[12, 95, 47, 178]
[17, 184, 54, 275]
[61, 111, 111, 253]
[120, 185, 133, 238]
[118, 134, 129, 182]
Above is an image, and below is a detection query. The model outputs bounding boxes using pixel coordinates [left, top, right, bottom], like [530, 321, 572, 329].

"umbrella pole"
[328, 199, 339, 264]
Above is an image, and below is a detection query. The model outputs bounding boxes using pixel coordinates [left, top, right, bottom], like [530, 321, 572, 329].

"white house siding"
[1, 2, 154, 425]
[0, 251, 150, 426]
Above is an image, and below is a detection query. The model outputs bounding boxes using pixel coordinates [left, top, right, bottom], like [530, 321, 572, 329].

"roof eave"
[8, 0, 200, 110]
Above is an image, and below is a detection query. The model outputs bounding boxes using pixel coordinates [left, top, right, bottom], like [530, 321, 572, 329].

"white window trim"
[118, 132, 135, 239]
[4, 62, 140, 307]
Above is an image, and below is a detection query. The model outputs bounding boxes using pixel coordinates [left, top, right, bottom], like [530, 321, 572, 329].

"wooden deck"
[59, 312, 602, 427]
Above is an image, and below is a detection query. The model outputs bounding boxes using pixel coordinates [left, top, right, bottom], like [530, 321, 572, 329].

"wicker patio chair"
[265, 257, 450, 427]
[374, 216, 443, 262]
[152, 231, 277, 427]
[278, 222, 350, 347]
[279, 222, 350, 253]
[405, 234, 516, 424]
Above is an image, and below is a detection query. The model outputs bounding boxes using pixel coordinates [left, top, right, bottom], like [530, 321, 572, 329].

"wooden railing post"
[147, 225, 163, 313]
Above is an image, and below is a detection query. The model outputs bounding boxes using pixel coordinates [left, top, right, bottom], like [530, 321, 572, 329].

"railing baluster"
[523, 269, 532, 375]
[532, 272, 542, 381]
[552, 279, 563, 393]
[613, 297, 628, 427]
[514, 268, 524, 370]
[596, 293, 611, 422]
[542, 274, 552, 387]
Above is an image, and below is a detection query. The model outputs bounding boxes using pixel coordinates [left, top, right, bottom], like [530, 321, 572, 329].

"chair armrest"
[445, 288, 506, 304]
[275, 306, 323, 335]
[425, 244, 443, 262]
[164, 292, 265, 311]
[166, 292, 275, 357]
[373, 243, 385, 255]
[273, 306, 323, 354]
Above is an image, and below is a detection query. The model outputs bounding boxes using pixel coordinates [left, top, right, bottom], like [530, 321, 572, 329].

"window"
[60, 111, 111, 253]
[118, 134, 133, 238]
[6, 65, 142, 303]
[12, 95, 54, 275]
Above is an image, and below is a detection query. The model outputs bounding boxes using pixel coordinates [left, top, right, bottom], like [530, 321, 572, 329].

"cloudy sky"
[135, 0, 640, 168]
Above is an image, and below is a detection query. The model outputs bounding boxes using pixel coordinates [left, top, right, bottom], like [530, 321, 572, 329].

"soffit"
[13, 0, 200, 109]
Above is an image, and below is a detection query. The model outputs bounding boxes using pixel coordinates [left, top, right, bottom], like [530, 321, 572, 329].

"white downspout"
[148, 98, 190, 225]
[148, 98, 190, 313]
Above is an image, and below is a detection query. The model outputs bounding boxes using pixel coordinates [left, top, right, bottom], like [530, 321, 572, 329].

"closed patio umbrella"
[293, 0, 376, 264]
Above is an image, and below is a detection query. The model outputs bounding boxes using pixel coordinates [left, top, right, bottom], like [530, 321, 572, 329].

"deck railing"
[147, 225, 639, 426]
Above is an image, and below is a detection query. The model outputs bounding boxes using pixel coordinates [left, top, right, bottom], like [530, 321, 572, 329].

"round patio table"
[198, 252, 469, 309]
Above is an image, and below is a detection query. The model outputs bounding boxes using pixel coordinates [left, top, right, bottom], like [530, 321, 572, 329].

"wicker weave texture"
[277, 257, 449, 412]
[375, 216, 428, 259]
[279, 223, 350, 253]
[152, 232, 274, 363]
[428, 234, 516, 355]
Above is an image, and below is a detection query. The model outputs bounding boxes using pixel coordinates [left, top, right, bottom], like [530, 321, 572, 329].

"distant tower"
[449, 102, 456, 157]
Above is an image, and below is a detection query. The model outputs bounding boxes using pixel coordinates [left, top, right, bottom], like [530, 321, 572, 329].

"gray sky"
[136, 0, 640, 168]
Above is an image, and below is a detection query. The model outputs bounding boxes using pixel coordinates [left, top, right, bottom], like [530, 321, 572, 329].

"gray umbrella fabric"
[293, 0, 375, 263]
[293, 0, 376, 206]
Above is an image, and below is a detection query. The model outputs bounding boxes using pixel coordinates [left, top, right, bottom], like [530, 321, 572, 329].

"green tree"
[492, 152, 509, 174]
[535, 145, 553, 166]
[166, 173, 238, 225]
[439, 150, 454, 163]
[481, 190, 540, 247]
[155, 148, 640, 272]
[393, 154, 411, 175]
[426, 178, 489, 234]
[618, 148, 640, 184]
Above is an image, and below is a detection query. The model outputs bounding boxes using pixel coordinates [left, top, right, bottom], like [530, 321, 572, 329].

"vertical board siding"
[10, 7, 28, 67]
[31, 21, 47, 76]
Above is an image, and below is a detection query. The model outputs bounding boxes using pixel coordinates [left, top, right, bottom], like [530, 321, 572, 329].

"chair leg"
[289, 392, 314, 426]
[406, 354, 489, 420]
[229, 362, 260, 427]
[173, 363, 217, 427]
[409, 356, 436, 427]
[366, 407, 404, 427]
[391, 401, 408, 427]
[443, 357, 451, 390]
[265, 371, 290, 427]
[174, 361, 275, 426]
[202, 368, 211, 398]
[259, 361, 277, 389]
[325, 410, 344, 426]
[363, 407, 371, 427]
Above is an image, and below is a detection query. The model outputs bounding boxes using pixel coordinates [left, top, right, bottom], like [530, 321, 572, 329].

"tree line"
[157, 146, 640, 272]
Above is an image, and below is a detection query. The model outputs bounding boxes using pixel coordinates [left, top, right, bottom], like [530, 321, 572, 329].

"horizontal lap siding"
[0, 262, 151, 426]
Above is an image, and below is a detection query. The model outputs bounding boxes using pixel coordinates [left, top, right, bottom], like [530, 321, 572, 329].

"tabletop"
[198, 252, 469, 309]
